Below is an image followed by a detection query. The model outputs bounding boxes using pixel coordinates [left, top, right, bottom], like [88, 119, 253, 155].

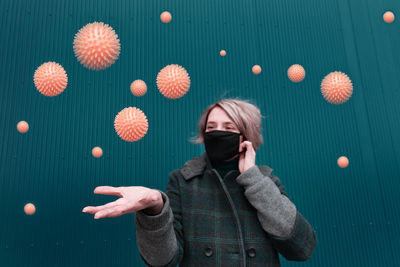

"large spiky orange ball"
[73, 22, 121, 70]
[288, 64, 305, 83]
[156, 64, 191, 99]
[33, 62, 68, 96]
[114, 107, 148, 142]
[321, 71, 353, 104]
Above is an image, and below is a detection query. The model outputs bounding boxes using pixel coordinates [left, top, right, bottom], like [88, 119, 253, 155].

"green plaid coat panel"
[136, 152, 316, 267]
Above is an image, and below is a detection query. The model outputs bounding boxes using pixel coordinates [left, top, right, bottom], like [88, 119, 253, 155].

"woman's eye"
[206, 126, 234, 130]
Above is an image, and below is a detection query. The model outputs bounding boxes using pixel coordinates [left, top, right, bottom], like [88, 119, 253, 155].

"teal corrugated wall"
[1, 0, 399, 266]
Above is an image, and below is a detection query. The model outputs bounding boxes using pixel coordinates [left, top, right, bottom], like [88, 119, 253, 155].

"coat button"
[247, 247, 256, 258]
[204, 247, 213, 257]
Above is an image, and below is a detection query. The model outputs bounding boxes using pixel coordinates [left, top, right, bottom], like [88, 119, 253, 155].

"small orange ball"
[92, 147, 103, 158]
[220, 50, 226, 56]
[288, 64, 306, 83]
[17, 121, 29, 133]
[130, 79, 147, 97]
[337, 156, 349, 168]
[24, 203, 36, 215]
[383, 11, 395, 23]
[252, 65, 262, 75]
[160, 11, 172, 23]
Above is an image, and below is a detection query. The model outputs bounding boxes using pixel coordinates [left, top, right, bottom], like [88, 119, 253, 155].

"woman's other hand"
[238, 140, 256, 173]
[82, 186, 163, 219]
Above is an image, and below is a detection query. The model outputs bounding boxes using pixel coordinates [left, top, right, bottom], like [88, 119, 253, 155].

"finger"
[82, 206, 95, 213]
[94, 206, 126, 219]
[244, 141, 252, 147]
[239, 142, 246, 152]
[242, 143, 250, 153]
[244, 141, 254, 151]
[93, 186, 123, 197]
[82, 199, 122, 214]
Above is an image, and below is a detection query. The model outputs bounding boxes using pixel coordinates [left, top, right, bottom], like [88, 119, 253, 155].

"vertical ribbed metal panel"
[0, 0, 399, 266]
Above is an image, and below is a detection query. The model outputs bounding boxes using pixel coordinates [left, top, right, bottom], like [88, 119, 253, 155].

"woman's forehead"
[207, 107, 232, 121]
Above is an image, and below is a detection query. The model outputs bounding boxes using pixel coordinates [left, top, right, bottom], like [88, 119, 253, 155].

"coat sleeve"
[236, 166, 317, 261]
[134, 170, 184, 267]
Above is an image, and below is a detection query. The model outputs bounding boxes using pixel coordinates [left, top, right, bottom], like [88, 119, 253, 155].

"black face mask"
[204, 130, 241, 164]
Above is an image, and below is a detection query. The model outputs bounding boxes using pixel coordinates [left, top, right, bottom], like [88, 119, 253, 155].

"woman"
[82, 98, 317, 266]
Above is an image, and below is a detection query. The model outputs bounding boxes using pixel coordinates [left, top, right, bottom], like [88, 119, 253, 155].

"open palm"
[82, 186, 161, 219]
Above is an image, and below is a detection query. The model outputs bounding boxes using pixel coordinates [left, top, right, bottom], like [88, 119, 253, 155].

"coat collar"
[180, 152, 274, 180]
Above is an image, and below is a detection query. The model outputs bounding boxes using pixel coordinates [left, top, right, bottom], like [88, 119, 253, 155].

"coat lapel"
[180, 152, 208, 180]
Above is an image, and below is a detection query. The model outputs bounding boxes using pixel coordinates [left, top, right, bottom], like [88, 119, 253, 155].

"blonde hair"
[189, 97, 266, 151]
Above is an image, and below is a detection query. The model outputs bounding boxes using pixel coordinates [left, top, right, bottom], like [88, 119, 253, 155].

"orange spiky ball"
[17, 121, 29, 133]
[321, 71, 353, 104]
[156, 64, 191, 99]
[24, 203, 36, 215]
[288, 64, 305, 83]
[160, 11, 172, 23]
[383, 11, 395, 23]
[114, 107, 148, 142]
[130, 80, 147, 97]
[337, 156, 349, 168]
[33, 62, 68, 96]
[252, 65, 262, 75]
[73, 22, 121, 70]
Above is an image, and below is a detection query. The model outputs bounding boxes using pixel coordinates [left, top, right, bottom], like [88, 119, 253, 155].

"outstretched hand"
[82, 186, 162, 219]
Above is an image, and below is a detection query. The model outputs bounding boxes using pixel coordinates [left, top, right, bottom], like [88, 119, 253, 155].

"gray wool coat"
[134, 152, 317, 266]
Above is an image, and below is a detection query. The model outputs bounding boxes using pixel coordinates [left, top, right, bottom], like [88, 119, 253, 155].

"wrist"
[142, 191, 164, 215]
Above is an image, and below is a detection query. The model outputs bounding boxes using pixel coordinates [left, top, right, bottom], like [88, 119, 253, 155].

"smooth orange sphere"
[92, 147, 103, 158]
[383, 11, 395, 23]
[130, 79, 147, 97]
[24, 203, 36, 215]
[337, 156, 349, 168]
[252, 65, 261, 75]
[288, 64, 306, 83]
[321, 71, 353, 104]
[17, 121, 29, 133]
[114, 107, 149, 142]
[220, 50, 226, 56]
[160, 11, 172, 23]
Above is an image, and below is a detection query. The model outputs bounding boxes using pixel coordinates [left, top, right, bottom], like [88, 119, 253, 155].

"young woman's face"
[205, 107, 243, 143]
